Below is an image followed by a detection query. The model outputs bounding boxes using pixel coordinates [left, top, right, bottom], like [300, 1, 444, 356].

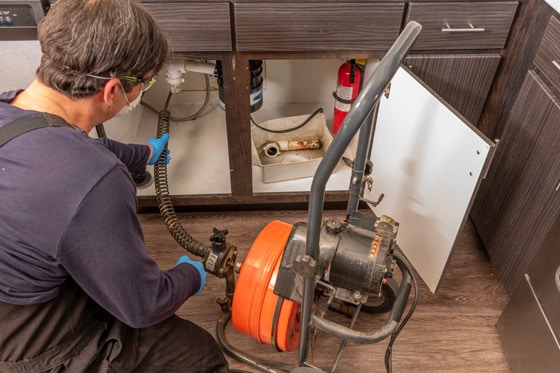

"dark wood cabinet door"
[404, 54, 501, 125]
[534, 16, 560, 97]
[471, 70, 560, 294]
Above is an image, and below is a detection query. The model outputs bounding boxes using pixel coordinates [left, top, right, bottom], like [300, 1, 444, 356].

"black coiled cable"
[153, 109, 208, 258]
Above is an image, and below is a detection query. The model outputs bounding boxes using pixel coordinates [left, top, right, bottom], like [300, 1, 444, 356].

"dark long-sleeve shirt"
[0, 90, 200, 328]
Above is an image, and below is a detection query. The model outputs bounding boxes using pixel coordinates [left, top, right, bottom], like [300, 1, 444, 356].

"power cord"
[384, 262, 419, 373]
[250, 108, 324, 134]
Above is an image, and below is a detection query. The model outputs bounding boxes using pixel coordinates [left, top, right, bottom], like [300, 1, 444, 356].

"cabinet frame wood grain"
[142, 2, 232, 52]
[234, 2, 405, 51]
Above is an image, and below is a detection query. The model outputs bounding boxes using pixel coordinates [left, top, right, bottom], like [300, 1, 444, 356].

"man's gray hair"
[37, 0, 170, 98]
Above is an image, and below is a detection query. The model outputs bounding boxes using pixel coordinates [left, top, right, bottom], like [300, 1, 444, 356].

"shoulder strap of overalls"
[0, 113, 70, 147]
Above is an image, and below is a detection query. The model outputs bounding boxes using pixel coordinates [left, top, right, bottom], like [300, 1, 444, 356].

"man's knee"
[117, 316, 229, 372]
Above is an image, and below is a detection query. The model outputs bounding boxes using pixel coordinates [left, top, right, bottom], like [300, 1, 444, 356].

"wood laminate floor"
[139, 209, 510, 373]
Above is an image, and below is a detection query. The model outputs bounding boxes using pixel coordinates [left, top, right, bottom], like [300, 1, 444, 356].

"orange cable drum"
[232, 220, 300, 351]
[259, 261, 300, 351]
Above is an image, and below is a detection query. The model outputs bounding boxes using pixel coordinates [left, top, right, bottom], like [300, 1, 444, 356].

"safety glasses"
[120, 75, 157, 92]
[86, 74, 157, 92]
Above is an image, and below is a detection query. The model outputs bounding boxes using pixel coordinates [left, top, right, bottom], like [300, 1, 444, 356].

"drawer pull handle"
[553, 60, 560, 71]
[441, 23, 486, 33]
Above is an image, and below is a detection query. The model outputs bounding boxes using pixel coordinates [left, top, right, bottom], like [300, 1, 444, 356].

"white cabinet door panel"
[366, 67, 494, 292]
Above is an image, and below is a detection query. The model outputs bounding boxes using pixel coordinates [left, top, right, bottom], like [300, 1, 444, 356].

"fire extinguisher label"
[335, 84, 353, 112]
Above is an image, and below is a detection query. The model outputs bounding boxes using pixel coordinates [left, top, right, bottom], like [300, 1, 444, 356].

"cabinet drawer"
[406, 2, 518, 50]
[142, 2, 232, 52]
[234, 2, 405, 51]
[534, 16, 560, 97]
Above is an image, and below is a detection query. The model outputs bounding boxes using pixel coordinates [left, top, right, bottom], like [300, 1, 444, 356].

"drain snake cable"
[153, 105, 208, 258]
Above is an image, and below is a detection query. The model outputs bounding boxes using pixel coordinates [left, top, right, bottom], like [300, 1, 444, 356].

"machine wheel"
[361, 277, 398, 315]
[329, 278, 399, 317]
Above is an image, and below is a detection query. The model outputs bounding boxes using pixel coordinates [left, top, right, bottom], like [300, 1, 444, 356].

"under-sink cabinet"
[136, 1, 516, 210]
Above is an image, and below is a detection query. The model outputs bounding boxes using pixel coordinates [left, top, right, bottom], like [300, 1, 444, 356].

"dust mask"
[114, 93, 141, 117]
[115, 81, 141, 117]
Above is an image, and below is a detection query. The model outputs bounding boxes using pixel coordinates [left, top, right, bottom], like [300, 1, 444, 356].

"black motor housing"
[274, 214, 399, 304]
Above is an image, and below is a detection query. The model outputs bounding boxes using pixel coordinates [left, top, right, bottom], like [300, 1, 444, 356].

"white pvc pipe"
[165, 59, 216, 93]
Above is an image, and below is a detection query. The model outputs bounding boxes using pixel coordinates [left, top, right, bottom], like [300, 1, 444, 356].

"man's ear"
[101, 78, 123, 106]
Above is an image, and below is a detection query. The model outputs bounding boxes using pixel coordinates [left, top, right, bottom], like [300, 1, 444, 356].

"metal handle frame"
[298, 20, 423, 366]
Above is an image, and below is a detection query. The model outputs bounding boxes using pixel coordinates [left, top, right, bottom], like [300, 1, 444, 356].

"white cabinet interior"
[103, 59, 355, 197]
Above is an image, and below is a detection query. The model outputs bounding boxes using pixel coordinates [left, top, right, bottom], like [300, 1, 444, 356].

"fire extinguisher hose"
[332, 91, 356, 105]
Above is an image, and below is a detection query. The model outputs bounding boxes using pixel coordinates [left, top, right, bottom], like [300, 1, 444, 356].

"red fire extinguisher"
[332, 59, 364, 134]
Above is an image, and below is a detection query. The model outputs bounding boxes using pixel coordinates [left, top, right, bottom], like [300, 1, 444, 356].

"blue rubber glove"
[176, 255, 206, 295]
[147, 133, 170, 165]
